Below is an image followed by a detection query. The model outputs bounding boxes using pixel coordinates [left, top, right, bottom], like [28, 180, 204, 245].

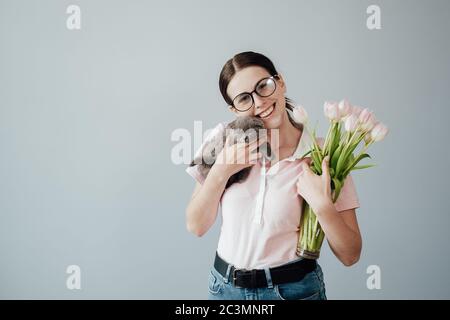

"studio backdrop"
[1, 0, 449, 299]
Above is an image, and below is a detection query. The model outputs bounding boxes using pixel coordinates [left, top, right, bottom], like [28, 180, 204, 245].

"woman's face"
[226, 66, 287, 129]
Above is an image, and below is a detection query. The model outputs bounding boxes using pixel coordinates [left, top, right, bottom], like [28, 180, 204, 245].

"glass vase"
[296, 201, 325, 259]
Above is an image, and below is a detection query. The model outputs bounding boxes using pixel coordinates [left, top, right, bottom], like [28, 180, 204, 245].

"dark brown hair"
[219, 51, 302, 130]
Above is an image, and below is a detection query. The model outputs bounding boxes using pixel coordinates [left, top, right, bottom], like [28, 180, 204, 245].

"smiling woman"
[185, 51, 361, 300]
[220, 56, 302, 132]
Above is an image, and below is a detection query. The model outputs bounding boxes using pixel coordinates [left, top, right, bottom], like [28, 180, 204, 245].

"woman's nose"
[253, 93, 267, 110]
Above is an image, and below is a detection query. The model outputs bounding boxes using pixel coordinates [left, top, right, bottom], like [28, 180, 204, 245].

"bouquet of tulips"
[292, 99, 389, 259]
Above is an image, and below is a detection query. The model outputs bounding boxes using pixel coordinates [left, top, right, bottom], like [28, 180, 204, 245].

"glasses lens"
[233, 93, 253, 111]
[256, 78, 276, 97]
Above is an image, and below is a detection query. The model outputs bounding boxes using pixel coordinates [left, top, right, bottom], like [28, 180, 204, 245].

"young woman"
[186, 51, 362, 300]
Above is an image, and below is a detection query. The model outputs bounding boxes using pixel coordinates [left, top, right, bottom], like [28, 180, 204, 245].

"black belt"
[213, 251, 317, 288]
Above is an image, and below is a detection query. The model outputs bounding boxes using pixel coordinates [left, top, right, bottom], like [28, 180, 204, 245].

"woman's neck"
[268, 109, 302, 151]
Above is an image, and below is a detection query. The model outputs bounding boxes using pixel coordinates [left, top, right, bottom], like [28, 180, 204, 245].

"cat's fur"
[189, 116, 272, 188]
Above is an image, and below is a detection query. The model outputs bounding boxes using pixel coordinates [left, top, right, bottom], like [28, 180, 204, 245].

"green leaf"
[311, 150, 322, 174]
[356, 153, 371, 162]
[347, 153, 355, 166]
[332, 178, 342, 202]
[323, 123, 333, 155]
[336, 133, 365, 178]
[342, 153, 372, 177]
[330, 144, 342, 169]
[300, 149, 312, 159]
[330, 122, 341, 156]
[329, 167, 335, 178]
[335, 148, 348, 178]
[351, 164, 376, 170]
[326, 122, 336, 155]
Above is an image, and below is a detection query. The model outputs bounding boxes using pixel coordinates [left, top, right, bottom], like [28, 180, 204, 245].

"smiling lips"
[258, 102, 276, 119]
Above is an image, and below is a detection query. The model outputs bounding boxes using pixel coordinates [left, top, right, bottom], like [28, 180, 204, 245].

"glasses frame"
[231, 74, 280, 112]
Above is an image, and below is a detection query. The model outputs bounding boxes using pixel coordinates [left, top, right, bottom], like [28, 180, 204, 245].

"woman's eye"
[237, 95, 250, 103]
[258, 83, 267, 89]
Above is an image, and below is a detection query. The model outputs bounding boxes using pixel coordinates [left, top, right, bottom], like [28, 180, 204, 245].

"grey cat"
[189, 116, 272, 189]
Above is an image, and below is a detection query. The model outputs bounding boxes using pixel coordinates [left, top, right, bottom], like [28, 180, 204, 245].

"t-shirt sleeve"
[185, 122, 226, 185]
[185, 164, 207, 185]
[333, 173, 360, 212]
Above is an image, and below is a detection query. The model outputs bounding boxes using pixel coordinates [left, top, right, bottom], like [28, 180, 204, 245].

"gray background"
[0, 0, 449, 299]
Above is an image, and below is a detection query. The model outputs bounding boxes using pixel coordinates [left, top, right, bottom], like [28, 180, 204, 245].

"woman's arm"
[297, 157, 362, 266]
[186, 166, 230, 237]
[186, 137, 265, 237]
[313, 202, 362, 266]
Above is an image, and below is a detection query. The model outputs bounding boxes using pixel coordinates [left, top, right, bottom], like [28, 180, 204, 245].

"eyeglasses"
[231, 75, 279, 112]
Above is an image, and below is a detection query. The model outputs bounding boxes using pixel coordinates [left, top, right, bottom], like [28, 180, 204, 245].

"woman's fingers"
[247, 136, 268, 153]
[223, 136, 267, 166]
[236, 140, 263, 165]
[300, 160, 312, 174]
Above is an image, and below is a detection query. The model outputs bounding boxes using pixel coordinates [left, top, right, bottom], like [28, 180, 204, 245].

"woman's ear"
[277, 73, 287, 94]
[228, 105, 238, 115]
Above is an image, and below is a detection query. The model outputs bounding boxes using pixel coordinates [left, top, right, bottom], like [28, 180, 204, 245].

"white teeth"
[260, 104, 275, 118]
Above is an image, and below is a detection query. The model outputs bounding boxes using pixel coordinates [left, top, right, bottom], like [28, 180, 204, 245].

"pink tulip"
[323, 101, 340, 121]
[352, 105, 363, 117]
[338, 99, 352, 119]
[364, 132, 372, 144]
[370, 122, 389, 142]
[344, 114, 358, 132]
[359, 108, 376, 132]
[292, 104, 308, 124]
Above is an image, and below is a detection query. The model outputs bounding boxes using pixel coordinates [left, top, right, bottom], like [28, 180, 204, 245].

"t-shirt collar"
[285, 129, 311, 161]
[285, 109, 312, 161]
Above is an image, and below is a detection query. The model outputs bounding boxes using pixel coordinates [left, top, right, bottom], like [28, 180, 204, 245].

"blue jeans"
[207, 258, 327, 300]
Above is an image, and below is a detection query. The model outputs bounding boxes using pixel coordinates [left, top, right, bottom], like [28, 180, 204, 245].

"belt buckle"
[232, 268, 239, 286]
[232, 267, 245, 287]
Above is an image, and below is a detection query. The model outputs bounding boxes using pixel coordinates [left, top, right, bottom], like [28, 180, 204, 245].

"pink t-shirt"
[186, 116, 360, 269]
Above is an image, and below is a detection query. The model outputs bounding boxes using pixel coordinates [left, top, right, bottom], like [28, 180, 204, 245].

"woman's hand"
[296, 155, 363, 266]
[296, 155, 333, 213]
[213, 136, 267, 179]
